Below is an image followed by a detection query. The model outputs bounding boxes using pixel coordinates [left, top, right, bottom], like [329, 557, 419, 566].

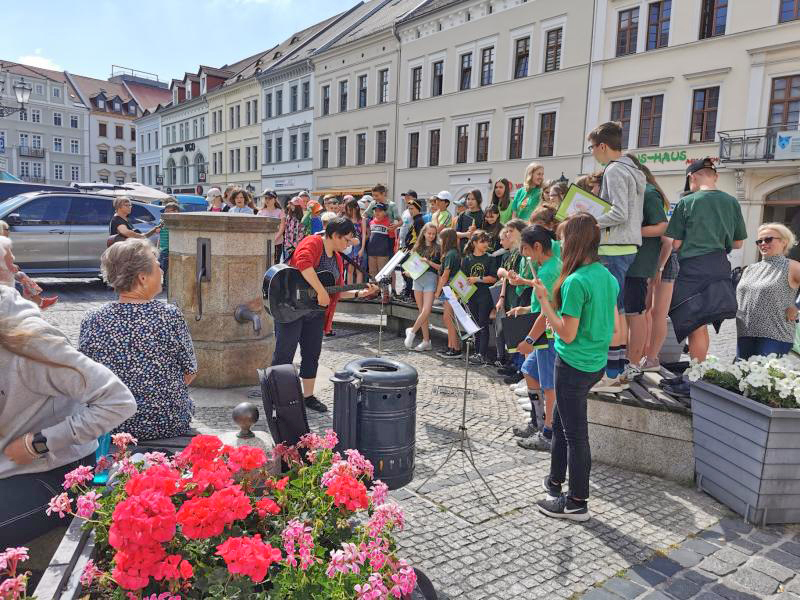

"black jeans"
[272, 311, 325, 380]
[549, 355, 603, 500]
[0, 455, 94, 548]
[467, 290, 493, 358]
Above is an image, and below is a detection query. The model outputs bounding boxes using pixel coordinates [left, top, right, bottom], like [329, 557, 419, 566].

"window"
[246, 146, 251, 171]
[358, 74, 368, 108]
[35, 84, 43, 95]
[408, 132, 419, 168]
[70, 115, 79, 128]
[265, 139, 273, 164]
[302, 132, 310, 159]
[252, 146, 257, 168]
[476, 122, 489, 162]
[53, 137, 63, 152]
[31, 109, 41, 123]
[432, 61, 444, 96]
[356, 133, 366, 165]
[290, 134, 298, 161]
[99, 149, 108, 163]
[338, 136, 347, 167]
[131, 152, 136, 167]
[538, 112, 556, 157]
[276, 90, 284, 117]
[339, 80, 348, 112]
[97, 98, 105, 110]
[647, 1, 671, 50]
[456, 125, 468, 163]
[236, 105, 241, 127]
[617, 8, 639, 56]
[52, 87, 60, 99]
[514, 38, 530, 79]
[31, 162, 41, 180]
[53, 112, 62, 127]
[411, 66, 422, 101]
[302, 81, 310, 109]
[113, 100, 120, 112]
[690, 87, 719, 143]
[768, 75, 800, 130]
[509, 117, 524, 159]
[246, 101, 252, 125]
[115, 125, 123, 139]
[320, 139, 329, 168]
[699, 0, 727, 39]
[275, 138, 282, 163]
[131, 127, 136, 142]
[252, 100, 257, 124]
[155, 131, 159, 148]
[19, 133, 29, 148]
[429, 129, 440, 166]
[67, 197, 115, 226]
[200, 116, 205, 137]
[378, 69, 389, 103]
[31, 135, 41, 149]
[14, 197, 69, 226]
[376, 130, 387, 163]
[638, 95, 663, 147]
[322, 85, 330, 115]
[610, 99, 633, 149]
[19, 161, 29, 177]
[116, 151, 124, 166]
[71, 165, 80, 181]
[780, 0, 800, 22]
[460, 53, 472, 90]
[291, 85, 298, 112]
[54, 163, 64, 180]
[18, 109, 27, 122]
[266, 93, 273, 118]
[480, 47, 494, 86]
[545, 28, 563, 72]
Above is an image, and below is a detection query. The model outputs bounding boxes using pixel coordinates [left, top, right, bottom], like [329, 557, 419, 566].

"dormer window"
[290, 36, 299, 45]
[186, 87, 192, 100]
[113, 101, 120, 111]
[97, 98, 105, 109]
[274, 51, 281, 60]
[128, 103, 136, 115]
[201, 76, 207, 94]
[173, 89, 178, 104]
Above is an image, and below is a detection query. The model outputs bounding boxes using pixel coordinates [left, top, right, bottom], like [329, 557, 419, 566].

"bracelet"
[23, 433, 37, 458]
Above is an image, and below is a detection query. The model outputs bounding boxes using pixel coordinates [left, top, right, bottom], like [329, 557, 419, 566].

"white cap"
[434, 190, 452, 202]
[298, 190, 310, 197]
[206, 187, 222, 199]
[358, 194, 373, 209]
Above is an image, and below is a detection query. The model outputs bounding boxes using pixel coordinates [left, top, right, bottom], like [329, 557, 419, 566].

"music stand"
[416, 287, 499, 503]
[373, 250, 407, 356]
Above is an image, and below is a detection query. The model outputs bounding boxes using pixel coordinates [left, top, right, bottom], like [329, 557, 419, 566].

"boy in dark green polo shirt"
[159, 200, 180, 289]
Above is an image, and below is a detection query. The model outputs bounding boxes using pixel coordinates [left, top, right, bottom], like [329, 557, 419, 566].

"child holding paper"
[436, 228, 463, 358]
[404, 223, 441, 352]
[462, 230, 498, 365]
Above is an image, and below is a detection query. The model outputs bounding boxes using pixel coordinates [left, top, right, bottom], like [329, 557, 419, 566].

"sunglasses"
[755, 236, 776, 246]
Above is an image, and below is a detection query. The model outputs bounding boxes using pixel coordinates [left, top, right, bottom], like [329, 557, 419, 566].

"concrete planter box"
[691, 379, 800, 525]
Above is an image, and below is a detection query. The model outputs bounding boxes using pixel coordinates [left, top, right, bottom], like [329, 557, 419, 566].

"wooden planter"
[691, 380, 800, 525]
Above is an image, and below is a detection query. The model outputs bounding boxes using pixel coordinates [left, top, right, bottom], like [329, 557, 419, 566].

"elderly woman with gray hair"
[79, 239, 197, 441]
[109, 195, 162, 244]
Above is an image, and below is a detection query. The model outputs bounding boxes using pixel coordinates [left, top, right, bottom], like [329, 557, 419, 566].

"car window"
[130, 204, 156, 224]
[68, 196, 114, 226]
[14, 197, 70, 226]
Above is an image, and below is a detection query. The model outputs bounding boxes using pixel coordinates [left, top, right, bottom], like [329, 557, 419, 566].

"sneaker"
[503, 372, 523, 385]
[304, 395, 328, 413]
[510, 380, 526, 391]
[518, 402, 532, 412]
[404, 327, 416, 349]
[415, 340, 432, 352]
[515, 387, 531, 398]
[640, 357, 661, 372]
[537, 494, 590, 522]
[661, 375, 685, 387]
[437, 348, 462, 359]
[468, 354, 485, 366]
[620, 363, 643, 384]
[661, 381, 691, 398]
[518, 431, 552, 452]
[591, 375, 629, 394]
[542, 475, 562, 500]
[512, 422, 537, 438]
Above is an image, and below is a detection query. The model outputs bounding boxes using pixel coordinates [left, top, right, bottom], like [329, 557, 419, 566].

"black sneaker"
[468, 354, 485, 366]
[518, 432, 552, 452]
[503, 372, 523, 385]
[437, 348, 462, 359]
[661, 381, 691, 398]
[512, 422, 537, 438]
[537, 494, 589, 522]
[542, 475, 562, 499]
[304, 395, 328, 413]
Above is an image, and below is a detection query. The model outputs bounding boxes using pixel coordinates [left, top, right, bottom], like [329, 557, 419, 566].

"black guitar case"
[257, 364, 310, 448]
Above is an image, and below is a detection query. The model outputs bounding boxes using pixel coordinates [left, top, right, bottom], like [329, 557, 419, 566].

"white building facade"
[160, 94, 209, 194]
[135, 108, 163, 189]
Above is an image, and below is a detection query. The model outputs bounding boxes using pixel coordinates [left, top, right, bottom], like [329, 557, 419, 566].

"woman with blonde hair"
[109, 196, 162, 244]
[736, 222, 800, 359]
[511, 162, 544, 221]
[404, 222, 441, 351]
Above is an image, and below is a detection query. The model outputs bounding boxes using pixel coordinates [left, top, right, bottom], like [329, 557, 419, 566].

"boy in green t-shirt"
[159, 200, 180, 290]
[665, 158, 746, 365]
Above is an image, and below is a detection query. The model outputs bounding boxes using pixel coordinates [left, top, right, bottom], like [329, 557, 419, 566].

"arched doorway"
[180, 156, 189, 185]
[165, 158, 175, 186]
[763, 183, 800, 261]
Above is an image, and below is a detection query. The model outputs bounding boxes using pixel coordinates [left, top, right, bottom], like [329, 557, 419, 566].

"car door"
[5, 195, 71, 272]
[67, 195, 115, 271]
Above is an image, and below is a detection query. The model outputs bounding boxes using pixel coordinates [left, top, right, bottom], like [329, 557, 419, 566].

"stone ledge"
[164, 211, 279, 233]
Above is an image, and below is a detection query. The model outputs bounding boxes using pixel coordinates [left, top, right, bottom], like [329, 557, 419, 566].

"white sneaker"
[404, 327, 415, 349]
[591, 375, 629, 394]
[640, 357, 661, 372]
[620, 363, 642, 384]
[511, 381, 527, 392]
[515, 387, 531, 398]
[415, 340, 432, 352]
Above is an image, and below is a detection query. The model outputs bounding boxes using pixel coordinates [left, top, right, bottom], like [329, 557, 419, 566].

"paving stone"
[641, 593, 673, 600]
[602, 577, 646, 599]
[713, 547, 749, 567]
[727, 567, 780, 595]
[772, 594, 800, 600]
[695, 593, 725, 600]
[749, 556, 795, 583]
[787, 577, 800, 594]
[684, 569, 716, 586]
[710, 583, 762, 600]
[623, 565, 666, 588]
[729, 538, 762, 555]
[663, 578, 702, 600]
[780, 541, 800, 558]
[699, 557, 739, 576]
[581, 589, 621, 600]
[668, 548, 703, 568]
[643, 556, 683, 577]
[766, 549, 800, 572]
[748, 530, 782, 545]
[684, 538, 721, 556]
[717, 518, 753, 535]
[699, 529, 740, 543]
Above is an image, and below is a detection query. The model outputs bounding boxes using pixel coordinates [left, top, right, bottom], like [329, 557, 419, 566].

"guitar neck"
[321, 283, 367, 294]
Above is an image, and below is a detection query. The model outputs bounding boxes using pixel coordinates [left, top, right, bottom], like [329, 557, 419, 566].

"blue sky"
[5, 0, 357, 81]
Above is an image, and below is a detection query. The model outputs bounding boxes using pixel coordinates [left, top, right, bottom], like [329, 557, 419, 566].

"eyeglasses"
[755, 236, 776, 246]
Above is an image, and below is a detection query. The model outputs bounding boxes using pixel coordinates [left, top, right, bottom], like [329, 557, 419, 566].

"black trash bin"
[331, 358, 417, 490]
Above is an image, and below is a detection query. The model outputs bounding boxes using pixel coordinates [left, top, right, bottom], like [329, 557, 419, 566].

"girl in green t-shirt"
[491, 178, 513, 224]
[462, 230, 498, 365]
[483, 205, 503, 254]
[530, 213, 619, 522]
[511, 162, 544, 222]
[435, 228, 463, 359]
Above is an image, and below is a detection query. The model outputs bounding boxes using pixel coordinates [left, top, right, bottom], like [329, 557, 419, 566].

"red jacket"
[288, 234, 343, 325]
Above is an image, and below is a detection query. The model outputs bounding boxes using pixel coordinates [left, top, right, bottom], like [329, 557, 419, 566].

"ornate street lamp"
[0, 75, 32, 118]
[558, 172, 569, 185]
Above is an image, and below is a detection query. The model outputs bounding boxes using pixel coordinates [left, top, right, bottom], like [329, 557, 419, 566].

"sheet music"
[375, 249, 407, 283]
[442, 286, 482, 336]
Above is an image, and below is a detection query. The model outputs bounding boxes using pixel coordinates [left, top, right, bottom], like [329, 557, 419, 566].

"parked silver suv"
[0, 191, 162, 276]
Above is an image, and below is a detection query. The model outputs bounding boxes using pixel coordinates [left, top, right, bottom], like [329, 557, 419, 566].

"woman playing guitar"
[270, 217, 378, 412]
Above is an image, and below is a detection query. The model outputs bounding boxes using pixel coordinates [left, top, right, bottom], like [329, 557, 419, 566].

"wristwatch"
[32, 432, 49, 455]
[524, 336, 535, 345]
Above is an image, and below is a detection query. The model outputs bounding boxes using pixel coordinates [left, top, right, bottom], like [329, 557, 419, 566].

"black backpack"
[257, 364, 310, 448]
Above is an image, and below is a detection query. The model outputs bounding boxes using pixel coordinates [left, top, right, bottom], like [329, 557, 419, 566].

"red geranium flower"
[324, 473, 369, 512]
[255, 497, 281, 517]
[227, 446, 267, 472]
[216, 535, 282, 583]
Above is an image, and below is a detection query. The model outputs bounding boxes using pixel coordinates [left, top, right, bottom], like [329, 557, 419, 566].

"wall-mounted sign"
[156, 175, 164, 185]
[775, 131, 800, 160]
[168, 143, 196, 154]
[636, 149, 720, 167]
[275, 178, 295, 188]
[198, 172, 206, 182]
[168, 146, 183, 154]
[0, 137, 5, 154]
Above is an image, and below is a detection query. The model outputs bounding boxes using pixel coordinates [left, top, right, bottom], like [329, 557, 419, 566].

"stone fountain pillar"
[163, 212, 279, 388]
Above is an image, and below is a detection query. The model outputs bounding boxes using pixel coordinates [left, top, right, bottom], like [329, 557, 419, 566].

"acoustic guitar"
[263, 263, 368, 323]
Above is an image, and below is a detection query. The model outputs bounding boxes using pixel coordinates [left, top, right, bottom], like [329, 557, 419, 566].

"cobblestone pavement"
[35, 279, 795, 600]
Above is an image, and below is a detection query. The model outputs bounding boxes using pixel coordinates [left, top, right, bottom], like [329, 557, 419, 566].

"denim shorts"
[600, 253, 636, 312]
[412, 270, 439, 293]
[521, 339, 556, 390]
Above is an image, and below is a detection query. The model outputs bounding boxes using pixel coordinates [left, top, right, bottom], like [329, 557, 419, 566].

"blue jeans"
[600, 253, 636, 312]
[550, 355, 604, 500]
[737, 336, 793, 360]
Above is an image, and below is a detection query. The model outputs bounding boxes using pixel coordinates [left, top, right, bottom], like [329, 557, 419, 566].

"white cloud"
[17, 49, 62, 71]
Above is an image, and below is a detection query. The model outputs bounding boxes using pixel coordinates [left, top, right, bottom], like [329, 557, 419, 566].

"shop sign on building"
[775, 132, 800, 160]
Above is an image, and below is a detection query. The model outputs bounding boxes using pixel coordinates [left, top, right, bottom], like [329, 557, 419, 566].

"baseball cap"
[406, 198, 421, 211]
[374, 203, 388, 211]
[358, 195, 372, 210]
[289, 196, 303, 206]
[261, 189, 277, 198]
[298, 190, 310, 198]
[402, 189, 418, 199]
[684, 157, 717, 191]
[434, 190, 452, 203]
[307, 200, 323, 215]
[206, 187, 222, 199]
[453, 196, 466, 207]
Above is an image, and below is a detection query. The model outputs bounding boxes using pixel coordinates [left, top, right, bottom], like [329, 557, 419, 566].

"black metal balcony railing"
[718, 126, 799, 163]
[21, 175, 46, 184]
[18, 146, 45, 158]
